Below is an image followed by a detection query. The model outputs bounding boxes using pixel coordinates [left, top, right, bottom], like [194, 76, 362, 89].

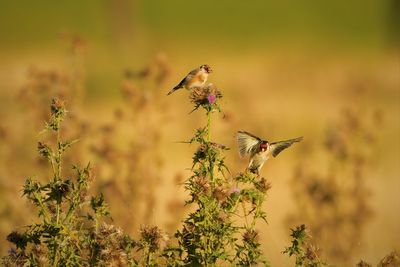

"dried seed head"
[210, 142, 227, 150]
[243, 229, 259, 244]
[195, 176, 211, 194]
[378, 251, 400, 267]
[256, 177, 272, 193]
[84, 166, 96, 184]
[50, 98, 65, 115]
[79, 189, 88, 202]
[37, 142, 51, 159]
[217, 211, 228, 222]
[140, 225, 168, 252]
[58, 180, 71, 195]
[32, 245, 48, 265]
[305, 244, 321, 261]
[3, 247, 27, 266]
[356, 260, 372, 267]
[47, 202, 56, 213]
[189, 83, 222, 106]
[298, 224, 307, 233]
[213, 186, 229, 202]
[198, 143, 207, 153]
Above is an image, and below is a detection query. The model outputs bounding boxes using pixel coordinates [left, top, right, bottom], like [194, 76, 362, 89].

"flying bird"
[167, 64, 213, 95]
[237, 131, 303, 174]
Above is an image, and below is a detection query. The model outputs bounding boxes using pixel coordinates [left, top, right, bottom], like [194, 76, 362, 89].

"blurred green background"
[0, 1, 399, 266]
[0, 0, 398, 97]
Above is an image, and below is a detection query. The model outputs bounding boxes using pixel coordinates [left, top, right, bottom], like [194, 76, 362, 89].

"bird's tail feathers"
[167, 85, 182, 96]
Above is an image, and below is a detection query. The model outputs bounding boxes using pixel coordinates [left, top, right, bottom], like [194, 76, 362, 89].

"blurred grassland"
[1, 0, 398, 98]
[0, 1, 399, 266]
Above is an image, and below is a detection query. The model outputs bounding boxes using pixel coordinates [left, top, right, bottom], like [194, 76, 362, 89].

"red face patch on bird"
[260, 142, 269, 151]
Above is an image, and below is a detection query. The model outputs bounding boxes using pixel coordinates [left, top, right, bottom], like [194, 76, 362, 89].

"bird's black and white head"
[260, 141, 269, 152]
[200, 64, 212, 74]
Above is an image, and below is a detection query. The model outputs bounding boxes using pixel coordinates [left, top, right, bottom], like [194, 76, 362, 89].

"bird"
[167, 64, 213, 95]
[236, 131, 303, 174]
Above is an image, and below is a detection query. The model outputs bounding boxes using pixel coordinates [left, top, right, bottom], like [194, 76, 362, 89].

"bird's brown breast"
[186, 72, 207, 88]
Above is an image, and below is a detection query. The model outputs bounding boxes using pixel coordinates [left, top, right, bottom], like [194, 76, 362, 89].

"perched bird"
[237, 131, 303, 174]
[167, 64, 213, 95]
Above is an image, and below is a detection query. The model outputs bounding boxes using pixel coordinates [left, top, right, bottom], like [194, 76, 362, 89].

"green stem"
[241, 201, 249, 228]
[50, 158, 56, 179]
[63, 201, 77, 224]
[56, 129, 62, 180]
[207, 109, 212, 142]
[53, 253, 59, 267]
[146, 247, 152, 266]
[33, 192, 50, 222]
[206, 109, 215, 185]
[53, 126, 62, 266]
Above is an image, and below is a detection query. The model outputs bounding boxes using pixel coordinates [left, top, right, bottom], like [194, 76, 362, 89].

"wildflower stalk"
[207, 108, 212, 142]
[167, 83, 270, 266]
[33, 191, 50, 222]
[283, 224, 326, 266]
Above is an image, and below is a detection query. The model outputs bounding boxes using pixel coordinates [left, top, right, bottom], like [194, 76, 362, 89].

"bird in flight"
[236, 131, 303, 174]
[167, 64, 213, 95]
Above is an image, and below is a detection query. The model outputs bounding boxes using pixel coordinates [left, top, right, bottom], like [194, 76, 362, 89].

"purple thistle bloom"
[207, 94, 216, 104]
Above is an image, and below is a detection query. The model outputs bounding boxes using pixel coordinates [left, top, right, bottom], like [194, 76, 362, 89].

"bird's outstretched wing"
[237, 131, 262, 158]
[270, 137, 303, 157]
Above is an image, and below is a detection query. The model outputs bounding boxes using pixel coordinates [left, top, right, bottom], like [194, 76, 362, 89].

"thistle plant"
[166, 81, 270, 266]
[283, 224, 326, 267]
[1, 98, 135, 266]
[356, 251, 400, 267]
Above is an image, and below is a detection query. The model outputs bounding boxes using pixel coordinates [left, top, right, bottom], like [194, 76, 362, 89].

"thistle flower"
[378, 251, 400, 266]
[50, 97, 65, 116]
[305, 244, 321, 261]
[139, 225, 169, 252]
[195, 143, 207, 160]
[195, 176, 211, 194]
[243, 229, 259, 244]
[189, 83, 222, 109]
[207, 94, 216, 104]
[210, 142, 228, 150]
[213, 186, 229, 202]
[255, 177, 272, 193]
[37, 142, 52, 160]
